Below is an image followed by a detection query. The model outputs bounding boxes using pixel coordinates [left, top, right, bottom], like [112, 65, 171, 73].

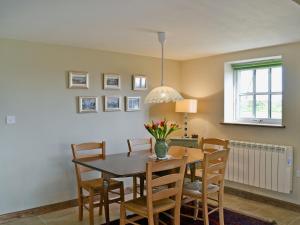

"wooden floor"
[2, 193, 300, 225]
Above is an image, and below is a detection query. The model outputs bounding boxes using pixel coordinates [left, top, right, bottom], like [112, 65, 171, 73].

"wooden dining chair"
[127, 138, 152, 199]
[120, 156, 188, 225]
[71, 141, 124, 225]
[182, 149, 230, 225]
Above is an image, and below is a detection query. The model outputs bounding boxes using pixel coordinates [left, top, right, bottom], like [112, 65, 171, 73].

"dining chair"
[71, 141, 124, 225]
[182, 149, 230, 225]
[120, 156, 188, 225]
[127, 138, 152, 199]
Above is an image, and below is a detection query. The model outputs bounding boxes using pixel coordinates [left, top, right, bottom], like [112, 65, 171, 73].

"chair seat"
[81, 178, 122, 191]
[123, 196, 176, 217]
[183, 180, 219, 197]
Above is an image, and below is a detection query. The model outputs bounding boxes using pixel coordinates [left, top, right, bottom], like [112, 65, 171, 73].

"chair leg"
[154, 213, 159, 225]
[99, 195, 103, 216]
[78, 188, 83, 221]
[174, 205, 181, 225]
[133, 176, 137, 199]
[193, 200, 198, 220]
[120, 182, 125, 202]
[148, 214, 155, 225]
[202, 195, 209, 225]
[218, 190, 225, 225]
[120, 203, 126, 225]
[88, 188, 94, 225]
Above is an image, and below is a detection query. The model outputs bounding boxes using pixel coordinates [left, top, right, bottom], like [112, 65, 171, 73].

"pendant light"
[144, 32, 183, 103]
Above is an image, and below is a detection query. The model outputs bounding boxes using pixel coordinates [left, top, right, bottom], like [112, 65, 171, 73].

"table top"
[72, 146, 204, 178]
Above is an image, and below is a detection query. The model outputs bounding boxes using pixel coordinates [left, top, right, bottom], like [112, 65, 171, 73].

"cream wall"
[0, 39, 181, 214]
[1, 38, 300, 214]
[181, 42, 300, 204]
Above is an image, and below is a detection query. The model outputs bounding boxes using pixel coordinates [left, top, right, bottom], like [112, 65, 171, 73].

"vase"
[155, 139, 168, 159]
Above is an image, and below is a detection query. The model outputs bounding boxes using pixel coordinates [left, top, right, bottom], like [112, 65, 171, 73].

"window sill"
[220, 122, 285, 128]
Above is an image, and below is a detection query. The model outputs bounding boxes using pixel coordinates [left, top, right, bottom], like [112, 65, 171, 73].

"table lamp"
[175, 99, 197, 137]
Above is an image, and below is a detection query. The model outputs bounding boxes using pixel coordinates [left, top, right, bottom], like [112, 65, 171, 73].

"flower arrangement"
[144, 119, 180, 141]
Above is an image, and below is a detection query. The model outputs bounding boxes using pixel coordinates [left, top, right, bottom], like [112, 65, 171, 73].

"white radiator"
[225, 140, 293, 193]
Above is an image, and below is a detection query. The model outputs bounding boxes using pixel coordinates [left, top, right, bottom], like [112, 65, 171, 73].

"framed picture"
[69, 71, 89, 88]
[125, 96, 141, 111]
[132, 75, 147, 90]
[78, 96, 98, 113]
[103, 74, 121, 89]
[104, 96, 122, 111]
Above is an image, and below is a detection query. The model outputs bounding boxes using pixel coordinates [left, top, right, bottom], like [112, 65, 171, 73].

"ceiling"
[0, 0, 300, 60]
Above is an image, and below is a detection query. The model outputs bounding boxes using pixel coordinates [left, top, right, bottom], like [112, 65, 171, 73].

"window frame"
[224, 56, 283, 126]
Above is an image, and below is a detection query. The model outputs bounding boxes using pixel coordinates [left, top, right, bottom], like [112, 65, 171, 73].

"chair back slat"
[127, 138, 152, 152]
[151, 173, 181, 187]
[151, 158, 185, 173]
[200, 137, 229, 153]
[152, 187, 178, 201]
[74, 142, 105, 151]
[207, 162, 226, 173]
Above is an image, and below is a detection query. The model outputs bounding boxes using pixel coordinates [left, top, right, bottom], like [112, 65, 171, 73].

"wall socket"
[296, 169, 300, 178]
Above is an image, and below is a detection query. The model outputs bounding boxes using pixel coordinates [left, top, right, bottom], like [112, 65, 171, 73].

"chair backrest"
[127, 138, 152, 153]
[146, 156, 187, 216]
[202, 149, 229, 192]
[71, 142, 106, 183]
[200, 137, 229, 153]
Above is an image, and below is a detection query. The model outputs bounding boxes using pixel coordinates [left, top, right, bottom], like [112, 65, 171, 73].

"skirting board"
[1, 186, 299, 223]
[0, 186, 132, 224]
[0, 199, 78, 224]
[224, 186, 300, 213]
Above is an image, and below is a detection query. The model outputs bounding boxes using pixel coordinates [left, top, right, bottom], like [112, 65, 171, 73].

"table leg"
[139, 175, 145, 197]
[190, 163, 196, 182]
[102, 174, 111, 225]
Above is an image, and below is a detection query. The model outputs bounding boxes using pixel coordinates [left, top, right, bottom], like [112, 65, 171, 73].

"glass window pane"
[271, 95, 282, 119]
[256, 95, 269, 118]
[141, 77, 146, 87]
[135, 77, 141, 88]
[239, 95, 253, 118]
[271, 67, 282, 92]
[238, 70, 253, 93]
[256, 68, 269, 92]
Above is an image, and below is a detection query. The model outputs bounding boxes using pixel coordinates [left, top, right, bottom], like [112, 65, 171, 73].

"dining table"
[72, 146, 204, 225]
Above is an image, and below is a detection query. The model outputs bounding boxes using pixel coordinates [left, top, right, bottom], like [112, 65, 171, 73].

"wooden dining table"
[72, 146, 204, 225]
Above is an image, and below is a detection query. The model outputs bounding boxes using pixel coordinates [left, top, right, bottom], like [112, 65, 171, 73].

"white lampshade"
[144, 86, 183, 103]
[175, 99, 198, 113]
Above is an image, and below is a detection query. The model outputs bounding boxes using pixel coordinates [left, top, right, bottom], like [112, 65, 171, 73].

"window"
[224, 57, 283, 126]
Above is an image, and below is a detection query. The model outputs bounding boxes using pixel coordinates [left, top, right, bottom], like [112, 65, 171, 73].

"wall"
[181, 42, 300, 204]
[0, 39, 181, 214]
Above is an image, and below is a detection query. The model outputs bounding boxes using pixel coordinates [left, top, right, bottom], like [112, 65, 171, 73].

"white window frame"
[224, 56, 283, 126]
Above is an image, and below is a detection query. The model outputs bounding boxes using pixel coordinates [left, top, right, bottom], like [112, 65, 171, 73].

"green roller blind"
[232, 59, 282, 70]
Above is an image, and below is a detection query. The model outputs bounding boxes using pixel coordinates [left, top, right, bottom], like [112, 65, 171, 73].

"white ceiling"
[0, 0, 300, 60]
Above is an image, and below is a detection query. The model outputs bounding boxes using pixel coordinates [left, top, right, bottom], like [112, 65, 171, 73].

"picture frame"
[103, 74, 121, 90]
[125, 96, 141, 111]
[104, 96, 122, 111]
[78, 96, 98, 113]
[132, 75, 147, 90]
[69, 71, 89, 89]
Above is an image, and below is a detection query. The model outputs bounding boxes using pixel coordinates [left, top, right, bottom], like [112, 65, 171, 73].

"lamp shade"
[175, 99, 197, 113]
[144, 86, 183, 103]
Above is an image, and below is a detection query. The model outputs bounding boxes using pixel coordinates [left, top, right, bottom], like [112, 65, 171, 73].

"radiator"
[225, 140, 293, 193]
